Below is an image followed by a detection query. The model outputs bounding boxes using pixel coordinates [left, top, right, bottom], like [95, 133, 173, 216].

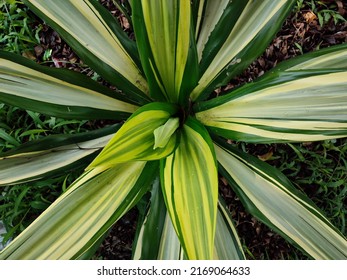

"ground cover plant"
[0, 0, 347, 259]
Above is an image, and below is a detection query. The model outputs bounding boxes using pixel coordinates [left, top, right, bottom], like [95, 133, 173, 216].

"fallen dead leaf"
[303, 11, 317, 24]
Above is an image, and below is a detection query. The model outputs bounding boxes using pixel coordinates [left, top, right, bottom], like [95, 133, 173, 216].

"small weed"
[295, 0, 346, 26]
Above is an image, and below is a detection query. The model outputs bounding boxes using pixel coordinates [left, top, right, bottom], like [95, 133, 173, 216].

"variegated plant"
[0, 0, 346, 260]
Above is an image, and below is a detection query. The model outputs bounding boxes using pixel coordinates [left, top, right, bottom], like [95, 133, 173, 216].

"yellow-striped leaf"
[132, 0, 198, 104]
[214, 198, 246, 260]
[134, 195, 245, 260]
[0, 161, 158, 259]
[191, 0, 294, 100]
[0, 125, 119, 186]
[196, 70, 347, 143]
[0, 52, 138, 120]
[23, 0, 149, 103]
[160, 117, 218, 259]
[275, 43, 347, 71]
[215, 141, 347, 259]
[87, 103, 179, 169]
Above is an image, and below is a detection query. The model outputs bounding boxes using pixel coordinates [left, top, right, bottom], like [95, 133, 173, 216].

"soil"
[28, 1, 347, 260]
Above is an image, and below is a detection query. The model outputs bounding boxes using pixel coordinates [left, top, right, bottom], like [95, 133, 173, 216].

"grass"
[0, 0, 346, 258]
[0, 0, 41, 54]
[277, 140, 347, 234]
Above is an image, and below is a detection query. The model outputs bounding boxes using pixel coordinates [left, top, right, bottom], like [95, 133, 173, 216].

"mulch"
[28, 1, 346, 260]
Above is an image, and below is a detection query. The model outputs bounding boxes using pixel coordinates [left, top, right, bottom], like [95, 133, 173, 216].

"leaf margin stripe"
[160, 116, 218, 259]
[87, 102, 179, 169]
[214, 140, 347, 259]
[0, 125, 120, 186]
[195, 70, 347, 143]
[0, 161, 158, 260]
[23, 0, 150, 103]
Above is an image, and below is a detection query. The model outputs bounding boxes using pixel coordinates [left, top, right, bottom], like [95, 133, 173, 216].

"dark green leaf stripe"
[133, 177, 172, 260]
[87, 103, 179, 169]
[23, 0, 150, 105]
[0, 52, 138, 119]
[0, 125, 120, 186]
[191, 0, 295, 101]
[196, 70, 347, 143]
[160, 117, 218, 259]
[132, 0, 198, 105]
[214, 140, 347, 259]
[0, 161, 158, 259]
[197, 0, 248, 70]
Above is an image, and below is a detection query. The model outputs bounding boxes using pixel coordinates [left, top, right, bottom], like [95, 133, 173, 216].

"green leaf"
[132, 0, 198, 104]
[215, 140, 347, 259]
[196, 69, 347, 143]
[132, 177, 182, 260]
[0, 52, 138, 120]
[153, 118, 180, 149]
[134, 194, 245, 260]
[0, 129, 20, 147]
[274, 43, 347, 71]
[0, 125, 120, 186]
[87, 103, 179, 169]
[160, 117, 218, 259]
[191, 0, 295, 101]
[22, 0, 150, 105]
[214, 197, 246, 260]
[0, 161, 158, 259]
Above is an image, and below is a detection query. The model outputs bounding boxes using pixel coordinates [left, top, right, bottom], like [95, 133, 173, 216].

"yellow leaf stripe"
[0, 162, 149, 259]
[87, 103, 178, 169]
[215, 143, 347, 259]
[191, 0, 288, 100]
[25, 0, 148, 93]
[141, 0, 191, 102]
[196, 72, 347, 142]
[161, 118, 218, 259]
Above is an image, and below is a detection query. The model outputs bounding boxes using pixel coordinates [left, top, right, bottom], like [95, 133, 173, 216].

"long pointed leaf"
[132, 177, 168, 260]
[215, 140, 347, 259]
[23, 0, 150, 104]
[132, 0, 198, 104]
[0, 161, 158, 259]
[196, 70, 347, 143]
[87, 103, 179, 169]
[0, 52, 138, 119]
[275, 43, 347, 71]
[134, 194, 245, 260]
[215, 197, 246, 260]
[191, 0, 294, 101]
[0, 125, 120, 186]
[160, 117, 218, 259]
